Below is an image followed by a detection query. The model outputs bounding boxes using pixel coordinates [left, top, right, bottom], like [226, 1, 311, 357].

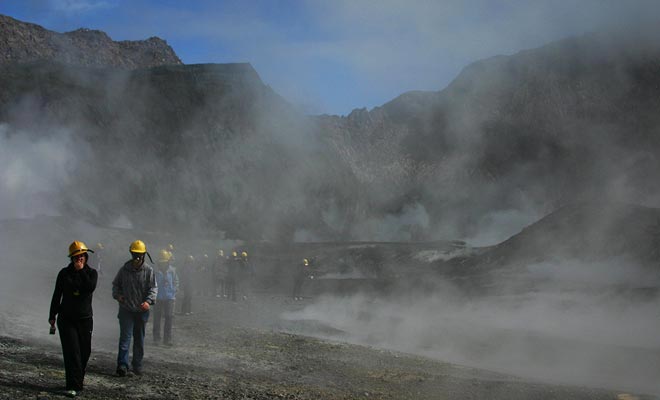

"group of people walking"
[48, 239, 315, 397]
[49, 239, 164, 397]
[176, 248, 253, 315]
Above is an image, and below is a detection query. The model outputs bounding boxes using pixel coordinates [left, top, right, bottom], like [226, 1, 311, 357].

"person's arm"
[79, 266, 98, 293]
[173, 270, 180, 292]
[145, 268, 158, 305]
[112, 267, 125, 302]
[49, 270, 64, 323]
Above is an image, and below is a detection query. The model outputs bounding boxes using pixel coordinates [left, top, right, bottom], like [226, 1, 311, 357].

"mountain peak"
[0, 13, 182, 69]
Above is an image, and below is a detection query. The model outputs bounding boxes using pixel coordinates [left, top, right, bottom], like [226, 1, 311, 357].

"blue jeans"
[117, 307, 150, 370]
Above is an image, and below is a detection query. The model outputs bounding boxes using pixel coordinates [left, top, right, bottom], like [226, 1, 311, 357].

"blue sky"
[1, 0, 658, 115]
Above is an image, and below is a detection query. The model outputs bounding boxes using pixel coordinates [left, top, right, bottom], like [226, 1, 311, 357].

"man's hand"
[117, 295, 125, 303]
[140, 302, 150, 311]
[49, 319, 55, 327]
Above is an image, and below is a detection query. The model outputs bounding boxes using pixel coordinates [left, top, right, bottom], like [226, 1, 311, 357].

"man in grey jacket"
[112, 240, 157, 376]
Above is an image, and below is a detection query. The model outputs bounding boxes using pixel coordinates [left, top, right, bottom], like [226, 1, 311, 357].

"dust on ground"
[0, 293, 653, 400]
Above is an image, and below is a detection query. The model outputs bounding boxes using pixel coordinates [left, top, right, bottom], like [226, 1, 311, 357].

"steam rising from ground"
[462, 208, 541, 246]
[4, 28, 660, 243]
[1, 11, 660, 398]
[0, 124, 79, 219]
[284, 268, 660, 395]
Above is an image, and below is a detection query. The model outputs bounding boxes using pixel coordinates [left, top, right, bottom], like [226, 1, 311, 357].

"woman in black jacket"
[49, 241, 98, 398]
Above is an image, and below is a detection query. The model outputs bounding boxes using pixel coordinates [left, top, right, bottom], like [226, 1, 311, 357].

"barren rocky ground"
[0, 290, 654, 400]
[1, 216, 658, 399]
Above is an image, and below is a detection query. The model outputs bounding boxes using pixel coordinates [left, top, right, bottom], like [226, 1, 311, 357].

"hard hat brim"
[68, 248, 94, 258]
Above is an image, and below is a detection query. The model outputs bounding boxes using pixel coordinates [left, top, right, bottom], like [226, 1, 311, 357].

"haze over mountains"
[2, 15, 660, 397]
[2, 14, 660, 246]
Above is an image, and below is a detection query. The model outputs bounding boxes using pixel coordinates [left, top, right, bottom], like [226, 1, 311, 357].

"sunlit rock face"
[0, 14, 182, 69]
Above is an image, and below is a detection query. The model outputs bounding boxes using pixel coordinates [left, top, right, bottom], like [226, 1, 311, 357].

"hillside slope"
[318, 27, 660, 240]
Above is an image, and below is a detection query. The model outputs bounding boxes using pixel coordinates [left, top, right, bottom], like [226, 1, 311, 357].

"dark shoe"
[64, 389, 77, 398]
[133, 367, 143, 376]
[116, 365, 127, 377]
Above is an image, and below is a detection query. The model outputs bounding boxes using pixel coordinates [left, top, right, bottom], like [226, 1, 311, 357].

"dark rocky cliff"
[0, 60, 332, 240]
[0, 14, 181, 68]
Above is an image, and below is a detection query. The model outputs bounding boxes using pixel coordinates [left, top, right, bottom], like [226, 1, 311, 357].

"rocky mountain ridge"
[317, 27, 660, 240]
[2, 15, 660, 244]
[0, 14, 181, 68]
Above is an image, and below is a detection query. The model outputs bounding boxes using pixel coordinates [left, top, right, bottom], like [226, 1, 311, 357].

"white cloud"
[49, 0, 116, 13]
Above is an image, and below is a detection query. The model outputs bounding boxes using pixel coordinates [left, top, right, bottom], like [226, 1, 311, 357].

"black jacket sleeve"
[78, 266, 98, 294]
[49, 269, 64, 321]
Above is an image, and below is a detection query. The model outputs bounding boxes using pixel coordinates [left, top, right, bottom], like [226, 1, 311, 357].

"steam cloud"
[0, 124, 80, 219]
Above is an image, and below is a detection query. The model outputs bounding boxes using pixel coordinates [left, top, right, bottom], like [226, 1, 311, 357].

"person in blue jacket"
[152, 249, 179, 346]
[49, 241, 98, 398]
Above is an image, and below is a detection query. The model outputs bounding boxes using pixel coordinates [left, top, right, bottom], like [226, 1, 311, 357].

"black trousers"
[181, 291, 192, 314]
[292, 277, 305, 298]
[226, 277, 236, 301]
[57, 317, 93, 391]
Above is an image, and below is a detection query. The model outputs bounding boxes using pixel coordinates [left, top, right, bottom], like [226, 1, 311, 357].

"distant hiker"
[112, 240, 157, 377]
[213, 249, 227, 298]
[226, 251, 240, 302]
[153, 249, 179, 346]
[292, 258, 313, 300]
[167, 243, 176, 264]
[49, 241, 98, 398]
[180, 255, 195, 315]
[202, 253, 214, 296]
[194, 254, 207, 296]
[239, 251, 255, 300]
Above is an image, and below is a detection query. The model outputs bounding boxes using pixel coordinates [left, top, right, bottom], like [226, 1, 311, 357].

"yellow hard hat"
[129, 240, 147, 254]
[168, 243, 174, 251]
[158, 249, 172, 263]
[68, 241, 94, 258]
[96, 242, 104, 250]
[232, 251, 238, 257]
[303, 258, 309, 266]
[187, 255, 195, 262]
[241, 251, 248, 258]
[218, 249, 224, 257]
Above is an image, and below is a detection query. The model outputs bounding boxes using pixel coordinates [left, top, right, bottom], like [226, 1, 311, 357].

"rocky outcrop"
[0, 14, 182, 68]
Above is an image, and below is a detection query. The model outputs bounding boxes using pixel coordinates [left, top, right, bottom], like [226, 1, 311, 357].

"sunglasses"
[71, 254, 86, 260]
[131, 253, 145, 260]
